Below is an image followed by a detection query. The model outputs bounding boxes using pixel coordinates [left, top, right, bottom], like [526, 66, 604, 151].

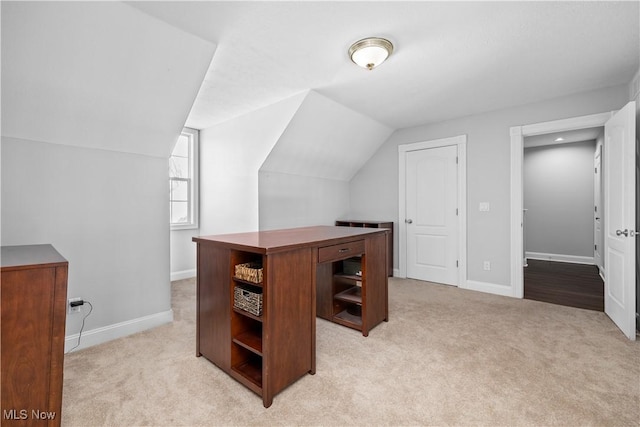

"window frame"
[170, 127, 199, 230]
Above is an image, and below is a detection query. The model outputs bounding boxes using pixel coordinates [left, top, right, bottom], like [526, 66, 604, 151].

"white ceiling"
[129, 1, 639, 131]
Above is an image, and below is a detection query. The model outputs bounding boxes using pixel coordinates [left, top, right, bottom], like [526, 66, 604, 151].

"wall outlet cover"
[68, 297, 83, 314]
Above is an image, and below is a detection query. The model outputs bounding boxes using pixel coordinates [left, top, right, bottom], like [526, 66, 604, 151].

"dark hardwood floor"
[524, 259, 604, 311]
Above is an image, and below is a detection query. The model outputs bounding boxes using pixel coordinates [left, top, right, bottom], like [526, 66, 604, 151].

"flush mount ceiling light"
[348, 37, 393, 70]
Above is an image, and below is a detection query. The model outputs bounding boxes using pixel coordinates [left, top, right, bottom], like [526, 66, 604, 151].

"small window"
[170, 128, 198, 230]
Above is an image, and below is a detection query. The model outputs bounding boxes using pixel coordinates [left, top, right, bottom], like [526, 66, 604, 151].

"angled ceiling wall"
[198, 91, 308, 235]
[1, 1, 216, 158]
[260, 91, 393, 181]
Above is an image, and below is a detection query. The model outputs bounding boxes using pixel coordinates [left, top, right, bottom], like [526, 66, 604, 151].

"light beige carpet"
[62, 278, 640, 426]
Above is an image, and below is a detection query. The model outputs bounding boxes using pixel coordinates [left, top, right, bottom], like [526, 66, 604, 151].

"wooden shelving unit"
[332, 257, 363, 329]
[336, 220, 393, 276]
[317, 239, 388, 337]
[230, 254, 265, 394]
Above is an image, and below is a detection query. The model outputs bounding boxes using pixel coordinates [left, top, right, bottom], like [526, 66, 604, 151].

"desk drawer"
[318, 240, 365, 263]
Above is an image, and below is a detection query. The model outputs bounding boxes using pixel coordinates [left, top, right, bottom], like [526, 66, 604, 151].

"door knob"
[616, 229, 629, 237]
[405, 219, 413, 224]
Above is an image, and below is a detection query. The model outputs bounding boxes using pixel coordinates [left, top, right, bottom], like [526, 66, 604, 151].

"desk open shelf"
[334, 286, 362, 304]
[334, 309, 363, 327]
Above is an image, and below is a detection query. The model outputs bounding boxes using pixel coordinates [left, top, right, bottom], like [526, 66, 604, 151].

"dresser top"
[193, 225, 388, 254]
[1, 244, 68, 270]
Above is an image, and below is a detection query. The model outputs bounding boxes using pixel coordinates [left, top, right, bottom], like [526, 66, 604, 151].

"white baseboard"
[526, 252, 595, 265]
[464, 280, 514, 297]
[392, 274, 513, 298]
[392, 268, 401, 277]
[65, 309, 173, 353]
[171, 269, 196, 281]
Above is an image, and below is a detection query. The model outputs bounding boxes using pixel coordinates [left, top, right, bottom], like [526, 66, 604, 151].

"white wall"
[1, 1, 216, 350]
[170, 229, 199, 280]
[1, 137, 172, 350]
[258, 172, 350, 230]
[198, 94, 306, 237]
[258, 91, 392, 229]
[350, 84, 629, 289]
[197, 89, 391, 239]
[523, 140, 597, 262]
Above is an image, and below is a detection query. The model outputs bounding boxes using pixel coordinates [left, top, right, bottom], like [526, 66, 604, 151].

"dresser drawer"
[318, 240, 365, 263]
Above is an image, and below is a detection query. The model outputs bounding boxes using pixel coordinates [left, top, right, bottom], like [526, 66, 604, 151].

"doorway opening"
[509, 112, 613, 299]
[523, 129, 605, 310]
[522, 128, 605, 311]
[513, 103, 636, 340]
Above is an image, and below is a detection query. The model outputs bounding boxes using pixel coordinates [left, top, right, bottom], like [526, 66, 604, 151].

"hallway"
[524, 259, 604, 311]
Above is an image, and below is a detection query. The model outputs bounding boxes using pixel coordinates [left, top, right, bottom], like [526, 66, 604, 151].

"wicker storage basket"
[234, 262, 263, 284]
[234, 285, 263, 316]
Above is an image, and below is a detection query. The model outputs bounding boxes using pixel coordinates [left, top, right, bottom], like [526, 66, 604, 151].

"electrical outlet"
[68, 297, 83, 314]
[483, 261, 491, 271]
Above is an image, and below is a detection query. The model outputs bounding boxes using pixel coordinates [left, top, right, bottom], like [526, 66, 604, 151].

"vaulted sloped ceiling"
[1, 2, 216, 158]
[260, 91, 393, 181]
[128, 1, 639, 131]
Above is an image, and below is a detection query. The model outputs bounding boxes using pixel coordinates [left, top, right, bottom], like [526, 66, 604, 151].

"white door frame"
[594, 144, 604, 277]
[510, 112, 613, 298]
[398, 135, 467, 287]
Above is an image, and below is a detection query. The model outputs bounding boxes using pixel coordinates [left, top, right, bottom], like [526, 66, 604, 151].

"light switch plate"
[479, 202, 490, 212]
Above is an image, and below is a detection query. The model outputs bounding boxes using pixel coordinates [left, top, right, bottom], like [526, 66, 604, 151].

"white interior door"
[604, 101, 636, 340]
[594, 146, 603, 274]
[406, 145, 458, 285]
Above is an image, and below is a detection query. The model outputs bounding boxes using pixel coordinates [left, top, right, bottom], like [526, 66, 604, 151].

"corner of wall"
[629, 68, 640, 103]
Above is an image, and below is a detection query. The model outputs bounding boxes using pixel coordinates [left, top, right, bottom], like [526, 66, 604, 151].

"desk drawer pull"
[318, 240, 365, 263]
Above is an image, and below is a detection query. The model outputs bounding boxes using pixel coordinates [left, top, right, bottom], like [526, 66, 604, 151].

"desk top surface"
[1, 244, 68, 270]
[193, 225, 389, 254]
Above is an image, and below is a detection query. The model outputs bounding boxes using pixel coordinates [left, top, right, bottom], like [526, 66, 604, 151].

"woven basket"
[234, 262, 263, 284]
[234, 285, 263, 316]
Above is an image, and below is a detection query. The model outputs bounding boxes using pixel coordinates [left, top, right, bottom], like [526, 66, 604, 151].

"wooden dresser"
[193, 226, 389, 407]
[1, 245, 68, 426]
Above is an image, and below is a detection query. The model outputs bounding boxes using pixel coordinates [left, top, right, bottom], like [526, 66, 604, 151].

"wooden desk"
[193, 226, 389, 407]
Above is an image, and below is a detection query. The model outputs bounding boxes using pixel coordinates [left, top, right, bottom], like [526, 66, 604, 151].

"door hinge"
[456, 208, 459, 216]
[595, 244, 597, 251]
[456, 157, 459, 164]
[456, 260, 459, 267]
[595, 167, 597, 173]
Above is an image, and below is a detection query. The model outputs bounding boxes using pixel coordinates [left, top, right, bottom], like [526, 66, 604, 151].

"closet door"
[405, 144, 459, 285]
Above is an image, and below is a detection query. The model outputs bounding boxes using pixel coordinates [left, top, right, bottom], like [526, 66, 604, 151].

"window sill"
[171, 224, 199, 232]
